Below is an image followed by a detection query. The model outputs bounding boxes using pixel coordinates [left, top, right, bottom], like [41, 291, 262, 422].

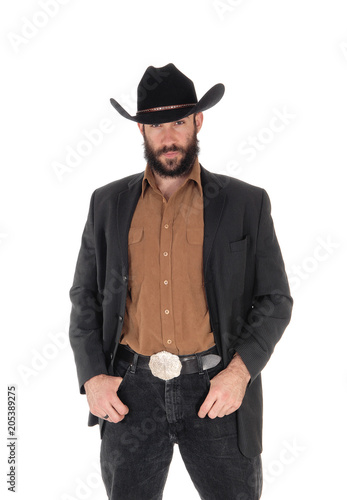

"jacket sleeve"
[234, 189, 293, 384]
[69, 190, 108, 394]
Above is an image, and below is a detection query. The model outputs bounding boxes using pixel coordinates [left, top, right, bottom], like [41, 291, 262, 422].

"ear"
[195, 112, 203, 133]
[137, 123, 144, 136]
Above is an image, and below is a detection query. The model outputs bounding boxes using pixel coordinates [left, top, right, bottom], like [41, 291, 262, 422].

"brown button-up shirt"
[120, 157, 215, 355]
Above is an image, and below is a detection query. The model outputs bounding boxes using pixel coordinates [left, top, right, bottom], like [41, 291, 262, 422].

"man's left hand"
[198, 353, 251, 419]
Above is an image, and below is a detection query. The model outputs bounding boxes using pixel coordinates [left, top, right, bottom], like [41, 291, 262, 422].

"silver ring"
[103, 414, 109, 419]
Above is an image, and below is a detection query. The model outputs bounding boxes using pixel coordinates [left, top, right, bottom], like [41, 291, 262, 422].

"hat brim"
[110, 83, 225, 125]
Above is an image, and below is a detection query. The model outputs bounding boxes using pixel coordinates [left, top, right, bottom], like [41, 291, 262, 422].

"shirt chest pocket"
[128, 227, 144, 285]
[186, 227, 205, 287]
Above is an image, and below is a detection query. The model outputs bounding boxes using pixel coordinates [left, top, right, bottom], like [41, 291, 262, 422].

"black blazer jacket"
[69, 164, 293, 458]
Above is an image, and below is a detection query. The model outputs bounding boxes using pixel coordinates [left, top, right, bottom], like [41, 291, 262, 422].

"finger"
[91, 407, 113, 421]
[216, 403, 239, 418]
[110, 394, 129, 417]
[198, 392, 216, 418]
[103, 402, 127, 424]
[92, 403, 114, 420]
[207, 401, 226, 419]
[112, 376, 124, 391]
[224, 407, 236, 416]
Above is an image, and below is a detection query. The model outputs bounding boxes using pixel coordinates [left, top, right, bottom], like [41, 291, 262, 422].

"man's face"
[138, 112, 203, 178]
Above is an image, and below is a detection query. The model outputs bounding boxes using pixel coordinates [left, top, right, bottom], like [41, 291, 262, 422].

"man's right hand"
[84, 374, 129, 423]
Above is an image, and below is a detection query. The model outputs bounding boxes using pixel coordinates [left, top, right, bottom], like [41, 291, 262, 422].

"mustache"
[157, 145, 184, 155]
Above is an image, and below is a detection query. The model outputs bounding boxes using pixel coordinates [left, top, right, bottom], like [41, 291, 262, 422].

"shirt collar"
[141, 156, 203, 198]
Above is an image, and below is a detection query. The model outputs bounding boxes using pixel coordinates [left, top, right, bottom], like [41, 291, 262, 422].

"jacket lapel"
[200, 165, 227, 278]
[116, 173, 143, 271]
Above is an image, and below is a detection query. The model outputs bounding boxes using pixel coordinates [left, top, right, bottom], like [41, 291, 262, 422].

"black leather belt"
[114, 344, 222, 375]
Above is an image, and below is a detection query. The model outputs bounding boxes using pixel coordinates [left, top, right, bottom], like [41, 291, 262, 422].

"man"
[69, 63, 293, 500]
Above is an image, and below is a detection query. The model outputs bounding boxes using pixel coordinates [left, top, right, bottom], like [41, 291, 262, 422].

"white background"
[1, 0, 347, 498]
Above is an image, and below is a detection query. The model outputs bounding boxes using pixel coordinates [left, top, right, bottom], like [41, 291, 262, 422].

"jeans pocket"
[204, 360, 223, 385]
[113, 359, 131, 391]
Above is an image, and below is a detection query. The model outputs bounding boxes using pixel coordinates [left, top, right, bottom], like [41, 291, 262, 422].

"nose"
[161, 125, 176, 146]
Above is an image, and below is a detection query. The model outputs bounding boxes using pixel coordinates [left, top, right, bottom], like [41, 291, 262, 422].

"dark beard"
[143, 126, 200, 178]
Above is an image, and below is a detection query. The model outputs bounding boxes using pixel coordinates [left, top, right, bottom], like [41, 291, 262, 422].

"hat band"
[137, 103, 196, 115]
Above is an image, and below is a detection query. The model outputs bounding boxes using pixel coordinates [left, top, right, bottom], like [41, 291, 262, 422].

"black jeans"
[100, 347, 262, 500]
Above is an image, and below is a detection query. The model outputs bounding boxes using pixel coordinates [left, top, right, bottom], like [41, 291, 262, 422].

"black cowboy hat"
[110, 63, 225, 125]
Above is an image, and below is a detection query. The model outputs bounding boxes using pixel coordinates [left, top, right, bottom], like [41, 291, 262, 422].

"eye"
[175, 120, 185, 125]
[150, 123, 161, 128]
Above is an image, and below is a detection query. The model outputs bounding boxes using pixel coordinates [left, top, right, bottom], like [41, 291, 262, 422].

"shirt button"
[166, 339, 172, 345]
[164, 224, 169, 229]
[163, 252, 168, 257]
[164, 309, 170, 315]
[163, 280, 168, 285]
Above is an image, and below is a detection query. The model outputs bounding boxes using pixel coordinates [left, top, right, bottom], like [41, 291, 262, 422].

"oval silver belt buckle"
[149, 351, 182, 380]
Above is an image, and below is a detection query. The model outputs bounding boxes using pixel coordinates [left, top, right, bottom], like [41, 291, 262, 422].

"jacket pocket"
[228, 236, 248, 295]
[229, 236, 248, 253]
